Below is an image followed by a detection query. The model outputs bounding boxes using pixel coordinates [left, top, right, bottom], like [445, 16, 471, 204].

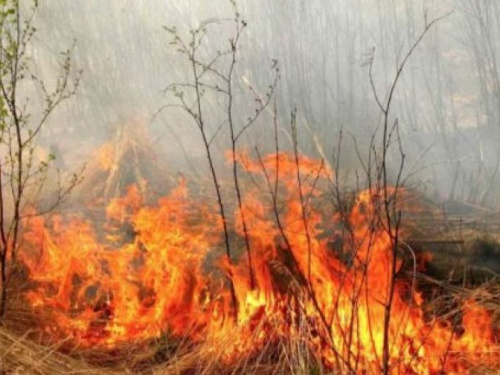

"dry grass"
[0, 328, 121, 375]
[1, 280, 499, 375]
[0, 324, 326, 375]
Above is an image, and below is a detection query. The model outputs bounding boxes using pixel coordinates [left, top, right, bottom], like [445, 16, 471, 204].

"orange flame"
[19, 151, 499, 373]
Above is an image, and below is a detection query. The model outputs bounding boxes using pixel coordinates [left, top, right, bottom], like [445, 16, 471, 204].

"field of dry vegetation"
[0, 1, 499, 374]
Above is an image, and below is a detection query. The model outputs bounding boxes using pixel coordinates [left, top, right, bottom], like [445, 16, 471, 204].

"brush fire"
[8, 134, 498, 375]
[1, 1, 500, 374]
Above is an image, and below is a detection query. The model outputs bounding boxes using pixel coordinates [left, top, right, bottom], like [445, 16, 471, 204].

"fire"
[18, 151, 499, 373]
[97, 143, 115, 171]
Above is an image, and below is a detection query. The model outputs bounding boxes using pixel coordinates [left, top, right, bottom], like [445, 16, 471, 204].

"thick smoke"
[24, 0, 500, 205]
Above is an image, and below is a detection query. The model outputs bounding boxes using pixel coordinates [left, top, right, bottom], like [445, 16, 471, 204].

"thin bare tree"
[0, 0, 82, 320]
[163, 0, 278, 309]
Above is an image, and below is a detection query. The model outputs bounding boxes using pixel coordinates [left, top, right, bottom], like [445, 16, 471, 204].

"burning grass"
[1, 144, 499, 374]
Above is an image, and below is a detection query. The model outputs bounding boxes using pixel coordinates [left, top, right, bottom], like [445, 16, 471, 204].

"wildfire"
[18, 151, 499, 373]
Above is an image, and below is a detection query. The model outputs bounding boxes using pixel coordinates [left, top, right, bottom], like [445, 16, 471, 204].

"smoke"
[23, 0, 500, 205]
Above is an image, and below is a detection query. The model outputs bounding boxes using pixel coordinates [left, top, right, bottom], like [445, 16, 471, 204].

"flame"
[18, 151, 499, 373]
[97, 143, 115, 171]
